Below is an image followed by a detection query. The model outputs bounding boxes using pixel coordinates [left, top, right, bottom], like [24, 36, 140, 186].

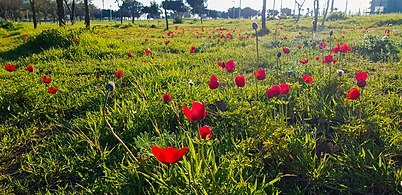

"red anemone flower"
[299, 58, 309, 64]
[182, 102, 207, 121]
[27, 65, 34, 72]
[42, 76, 52, 83]
[254, 68, 266, 81]
[315, 56, 320, 61]
[322, 55, 334, 64]
[145, 49, 152, 55]
[208, 75, 220, 89]
[319, 41, 326, 49]
[152, 146, 188, 165]
[302, 74, 313, 84]
[235, 75, 246, 87]
[162, 94, 171, 104]
[297, 45, 302, 49]
[190, 46, 196, 54]
[198, 125, 213, 139]
[279, 83, 290, 95]
[48, 87, 58, 94]
[5, 64, 16, 72]
[165, 40, 171, 45]
[115, 70, 123, 79]
[266, 85, 281, 98]
[347, 88, 360, 100]
[225, 60, 236, 73]
[218, 61, 225, 69]
[127, 52, 133, 58]
[355, 72, 368, 81]
[282, 47, 290, 54]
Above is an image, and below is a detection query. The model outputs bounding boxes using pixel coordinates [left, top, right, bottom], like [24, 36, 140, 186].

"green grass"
[0, 15, 402, 194]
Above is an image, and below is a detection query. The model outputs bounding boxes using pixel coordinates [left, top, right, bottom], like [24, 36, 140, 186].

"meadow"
[0, 14, 402, 194]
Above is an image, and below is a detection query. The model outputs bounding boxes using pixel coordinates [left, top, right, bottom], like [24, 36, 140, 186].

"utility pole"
[280, 0, 283, 14]
[232, 0, 235, 19]
[110, 5, 112, 21]
[239, 0, 241, 19]
[345, 0, 348, 15]
[273, 0, 276, 16]
[101, 0, 104, 20]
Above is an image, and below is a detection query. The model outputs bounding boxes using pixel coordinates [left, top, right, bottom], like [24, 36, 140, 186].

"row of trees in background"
[1, 0, 340, 31]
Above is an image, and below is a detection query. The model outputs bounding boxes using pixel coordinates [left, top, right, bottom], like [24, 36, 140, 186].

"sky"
[93, 0, 372, 14]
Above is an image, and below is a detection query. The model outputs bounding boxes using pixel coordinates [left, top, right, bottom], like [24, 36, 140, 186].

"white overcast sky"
[93, 0, 371, 13]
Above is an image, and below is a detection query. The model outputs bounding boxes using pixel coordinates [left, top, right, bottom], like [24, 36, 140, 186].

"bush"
[173, 16, 183, 24]
[27, 28, 84, 51]
[356, 35, 400, 62]
[326, 12, 347, 21]
[0, 20, 23, 31]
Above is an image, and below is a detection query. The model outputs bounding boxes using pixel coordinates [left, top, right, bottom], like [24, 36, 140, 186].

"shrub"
[356, 35, 400, 62]
[0, 20, 23, 31]
[326, 12, 347, 21]
[173, 16, 183, 24]
[27, 28, 84, 51]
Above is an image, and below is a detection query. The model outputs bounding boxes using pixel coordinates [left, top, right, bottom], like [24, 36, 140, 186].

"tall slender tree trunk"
[321, 0, 330, 26]
[56, 0, 65, 26]
[120, 9, 123, 24]
[84, 0, 90, 29]
[30, 0, 37, 29]
[164, 8, 168, 30]
[313, 0, 319, 32]
[330, 0, 334, 13]
[131, 10, 135, 24]
[71, 0, 75, 24]
[262, 0, 267, 29]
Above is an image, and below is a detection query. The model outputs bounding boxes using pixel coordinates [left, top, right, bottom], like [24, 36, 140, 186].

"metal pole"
[239, 0, 241, 18]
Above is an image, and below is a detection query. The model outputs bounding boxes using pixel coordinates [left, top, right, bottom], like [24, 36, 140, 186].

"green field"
[1, 15, 402, 194]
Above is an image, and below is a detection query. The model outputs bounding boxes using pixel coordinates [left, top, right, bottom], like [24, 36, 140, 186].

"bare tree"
[56, 0, 65, 26]
[63, 0, 75, 24]
[330, 0, 334, 13]
[313, 0, 319, 32]
[29, 0, 38, 28]
[321, 0, 330, 26]
[262, 0, 267, 29]
[295, 0, 306, 23]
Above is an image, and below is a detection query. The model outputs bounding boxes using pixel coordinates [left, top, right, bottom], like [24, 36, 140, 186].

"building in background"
[370, 0, 402, 14]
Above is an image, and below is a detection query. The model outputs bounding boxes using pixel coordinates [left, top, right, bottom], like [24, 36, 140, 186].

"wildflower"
[152, 146, 188, 164]
[208, 75, 219, 89]
[254, 68, 266, 81]
[302, 74, 313, 84]
[282, 47, 290, 54]
[5, 64, 16, 72]
[162, 94, 171, 104]
[198, 125, 212, 139]
[182, 102, 207, 121]
[299, 58, 309, 64]
[115, 70, 123, 79]
[347, 88, 360, 100]
[42, 76, 52, 83]
[279, 83, 290, 95]
[27, 65, 34, 72]
[225, 60, 236, 73]
[48, 87, 58, 94]
[235, 75, 246, 87]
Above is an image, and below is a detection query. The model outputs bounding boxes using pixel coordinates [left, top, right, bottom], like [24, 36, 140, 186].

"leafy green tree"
[186, 0, 206, 23]
[121, 0, 143, 23]
[143, 1, 160, 19]
[161, 0, 186, 30]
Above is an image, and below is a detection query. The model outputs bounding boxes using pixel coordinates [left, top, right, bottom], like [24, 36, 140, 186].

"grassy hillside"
[0, 15, 402, 194]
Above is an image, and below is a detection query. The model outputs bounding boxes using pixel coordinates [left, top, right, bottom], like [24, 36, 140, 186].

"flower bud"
[330, 31, 333, 37]
[106, 81, 115, 91]
[252, 22, 259, 30]
[277, 52, 282, 58]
